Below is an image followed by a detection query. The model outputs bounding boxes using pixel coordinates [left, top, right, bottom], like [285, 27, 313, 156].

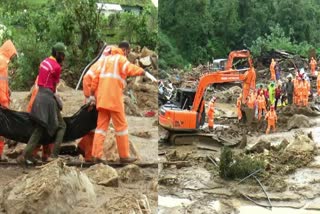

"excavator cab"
[212, 59, 227, 71]
[159, 88, 206, 131]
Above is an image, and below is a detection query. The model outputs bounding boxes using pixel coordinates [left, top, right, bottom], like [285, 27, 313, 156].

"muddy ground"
[0, 86, 158, 214]
[158, 94, 320, 213]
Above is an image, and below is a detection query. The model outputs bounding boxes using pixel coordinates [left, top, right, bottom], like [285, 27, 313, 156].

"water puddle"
[158, 195, 193, 213]
[287, 168, 320, 185]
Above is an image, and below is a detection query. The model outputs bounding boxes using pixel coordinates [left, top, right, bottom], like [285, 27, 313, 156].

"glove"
[87, 96, 96, 105]
[145, 71, 157, 82]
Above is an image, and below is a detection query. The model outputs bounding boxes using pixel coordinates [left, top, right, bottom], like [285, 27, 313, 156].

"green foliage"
[160, 0, 320, 68]
[112, 6, 158, 50]
[219, 147, 264, 180]
[1, 0, 157, 90]
[250, 24, 314, 57]
[158, 31, 186, 69]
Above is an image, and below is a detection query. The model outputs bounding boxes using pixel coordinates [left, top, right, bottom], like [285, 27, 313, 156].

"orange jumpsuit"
[236, 96, 242, 120]
[293, 78, 298, 105]
[27, 76, 39, 112]
[310, 58, 317, 76]
[77, 46, 113, 161]
[242, 67, 256, 102]
[296, 80, 305, 106]
[247, 93, 255, 109]
[90, 48, 144, 160]
[302, 80, 309, 106]
[0, 40, 17, 158]
[257, 94, 266, 120]
[317, 73, 320, 95]
[207, 101, 215, 129]
[77, 59, 104, 161]
[265, 109, 277, 134]
[270, 59, 276, 81]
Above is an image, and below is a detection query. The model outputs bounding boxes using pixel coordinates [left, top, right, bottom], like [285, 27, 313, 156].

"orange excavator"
[159, 50, 256, 144]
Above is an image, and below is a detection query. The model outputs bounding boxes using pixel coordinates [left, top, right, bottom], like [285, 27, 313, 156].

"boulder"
[84, 164, 119, 187]
[140, 47, 157, 58]
[287, 114, 311, 130]
[119, 164, 144, 183]
[271, 139, 290, 151]
[248, 138, 271, 153]
[285, 134, 315, 153]
[139, 56, 152, 67]
[1, 159, 95, 214]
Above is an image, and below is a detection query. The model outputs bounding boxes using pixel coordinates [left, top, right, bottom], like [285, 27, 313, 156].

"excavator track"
[167, 131, 240, 147]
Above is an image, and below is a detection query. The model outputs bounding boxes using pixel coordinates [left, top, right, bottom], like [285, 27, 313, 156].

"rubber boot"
[120, 157, 137, 163]
[92, 157, 108, 164]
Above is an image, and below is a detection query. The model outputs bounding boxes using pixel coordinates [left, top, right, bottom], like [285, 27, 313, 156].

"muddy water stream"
[159, 114, 320, 213]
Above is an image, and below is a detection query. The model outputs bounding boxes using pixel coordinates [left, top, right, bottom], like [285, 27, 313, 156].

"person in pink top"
[17, 42, 66, 165]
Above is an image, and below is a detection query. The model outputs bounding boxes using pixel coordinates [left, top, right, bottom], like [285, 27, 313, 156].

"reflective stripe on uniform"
[100, 55, 127, 86]
[95, 129, 107, 136]
[100, 73, 126, 86]
[0, 76, 8, 81]
[122, 61, 129, 75]
[86, 70, 95, 78]
[113, 55, 120, 75]
[115, 129, 128, 136]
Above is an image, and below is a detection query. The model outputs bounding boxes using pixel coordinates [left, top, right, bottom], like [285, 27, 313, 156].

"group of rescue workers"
[0, 40, 157, 164]
[208, 57, 320, 135]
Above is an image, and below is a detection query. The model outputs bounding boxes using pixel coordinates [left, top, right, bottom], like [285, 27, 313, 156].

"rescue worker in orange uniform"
[78, 46, 112, 162]
[301, 76, 309, 106]
[89, 41, 157, 163]
[207, 96, 216, 131]
[246, 91, 255, 109]
[242, 58, 256, 102]
[257, 90, 266, 120]
[0, 40, 17, 161]
[265, 106, 277, 134]
[270, 58, 276, 81]
[310, 57, 317, 76]
[296, 76, 304, 106]
[317, 72, 320, 96]
[293, 75, 299, 105]
[236, 94, 242, 121]
[27, 76, 39, 112]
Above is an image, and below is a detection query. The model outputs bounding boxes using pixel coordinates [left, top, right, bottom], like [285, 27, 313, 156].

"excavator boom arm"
[225, 50, 252, 70]
[191, 68, 256, 112]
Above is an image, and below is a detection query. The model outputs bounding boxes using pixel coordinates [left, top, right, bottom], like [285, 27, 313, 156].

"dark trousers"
[274, 97, 280, 110]
[287, 93, 293, 105]
[24, 108, 66, 159]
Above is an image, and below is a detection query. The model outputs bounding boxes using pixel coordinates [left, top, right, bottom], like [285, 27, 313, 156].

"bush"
[219, 147, 264, 180]
[250, 24, 314, 57]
